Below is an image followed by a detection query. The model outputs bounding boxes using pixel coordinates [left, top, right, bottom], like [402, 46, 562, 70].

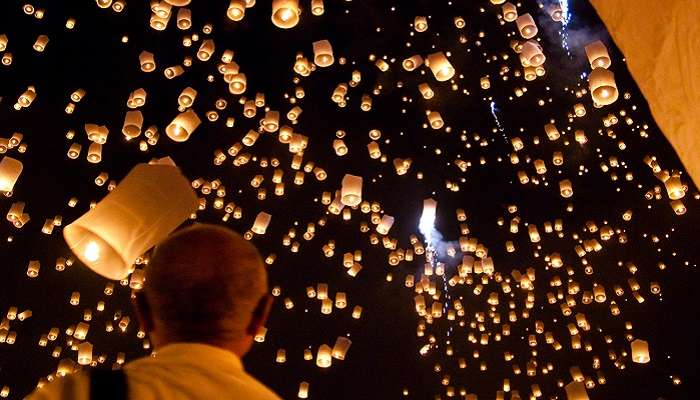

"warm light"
[84, 241, 101, 262]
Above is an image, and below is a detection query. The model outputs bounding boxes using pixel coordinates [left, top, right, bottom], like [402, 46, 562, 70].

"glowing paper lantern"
[584, 40, 611, 69]
[139, 51, 156, 72]
[341, 174, 363, 207]
[251, 211, 272, 234]
[631, 339, 650, 363]
[165, 110, 201, 142]
[122, 111, 143, 140]
[502, 2, 517, 22]
[63, 159, 198, 280]
[564, 381, 589, 400]
[427, 52, 455, 82]
[589, 67, 619, 106]
[311, 0, 324, 16]
[272, 0, 300, 29]
[376, 215, 395, 235]
[516, 14, 537, 39]
[77, 342, 93, 365]
[414, 16, 428, 32]
[0, 157, 23, 193]
[316, 344, 332, 368]
[521, 40, 545, 67]
[313, 40, 334, 67]
[332, 336, 352, 360]
[227, 0, 246, 21]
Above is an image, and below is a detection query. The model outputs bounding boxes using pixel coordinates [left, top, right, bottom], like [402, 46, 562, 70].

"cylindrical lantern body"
[166, 110, 202, 142]
[516, 14, 537, 39]
[427, 52, 455, 81]
[313, 40, 334, 67]
[252, 212, 272, 234]
[589, 67, 618, 106]
[271, 0, 300, 29]
[584, 40, 611, 69]
[63, 161, 198, 279]
[0, 156, 23, 192]
[341, 174, 363, 207]
[631, 339, 650, 363]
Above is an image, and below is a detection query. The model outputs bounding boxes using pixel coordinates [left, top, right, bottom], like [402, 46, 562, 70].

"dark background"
[0, 0, 698, 399]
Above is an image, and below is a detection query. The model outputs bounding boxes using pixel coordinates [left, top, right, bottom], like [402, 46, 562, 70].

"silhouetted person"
[28, 224, 280, 400]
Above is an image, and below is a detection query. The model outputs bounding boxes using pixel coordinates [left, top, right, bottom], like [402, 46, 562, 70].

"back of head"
[143, 224, 268, 344]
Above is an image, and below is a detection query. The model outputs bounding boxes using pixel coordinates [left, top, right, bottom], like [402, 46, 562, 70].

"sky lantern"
[165, 110, 202, 142]
[0, 156, 23, 193]
[63, 158, 197, 280]
[272, 0, 301, 29]
[427, 52, 455, 81]
[589, 67, 619, 106]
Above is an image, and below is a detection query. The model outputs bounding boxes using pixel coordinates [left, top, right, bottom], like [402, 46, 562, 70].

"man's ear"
[246, 294, 273, 336]
[132, 291, 155, 334]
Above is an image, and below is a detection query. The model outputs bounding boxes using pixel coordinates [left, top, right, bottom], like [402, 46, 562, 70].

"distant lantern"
[418, 83, 434, 99]
[229, 73, 247, 94]
[584, 40, 611, 69]
[589, 67, 618, 106]
[631, 339, 650, 363]
[77, 342, 93, 365]
[178, 87, 197, 108]
[560, 179, 573, 198]
[427, 52, 455, 81]
[402, 55, 423, 71]
[516, 14, 537, 39]
[502, 2, 517, 22]
[298, 382, 310, 398]
[87, 143, 102, 163]
[316, 344, 332, 368]
[63, 159, 197, 280]
[251, 212, 272, 235]
[414, 16, 428, 32]
[176, 8, 192, 29]
[122, 111, 144, 140]
[0, 157, 23, 193]
[139, 51, 156, 72]
[664, 174, 685, 200]
[272, 0, 301, 29]
[332, 337, 352, 360]
[521, 40, 545, 67]
[33, 35, 49, 52]
[376, 215, 395, 235]
[341, 174, 363, 207]
[166, 110, 201, 142]
[313, 40, 334, 67]
[427, 111, 444, 129]
[227, 0, 246, 21]
[197, 39, 215, 61]
[311, 0, 324, 16]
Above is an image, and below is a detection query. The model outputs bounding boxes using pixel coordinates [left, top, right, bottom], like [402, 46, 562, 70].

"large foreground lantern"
[63, 158, 197, 280]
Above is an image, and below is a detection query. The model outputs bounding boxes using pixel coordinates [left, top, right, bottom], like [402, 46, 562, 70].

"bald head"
[143, 224, 268, 345]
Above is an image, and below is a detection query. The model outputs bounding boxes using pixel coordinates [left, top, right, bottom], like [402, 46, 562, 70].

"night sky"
[1, 0, 699, 399]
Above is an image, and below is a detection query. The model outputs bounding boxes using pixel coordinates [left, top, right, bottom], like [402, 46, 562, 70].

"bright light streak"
[84, 241, 101, 262]
[419, 198, 437, 243]
[490, 101, 509, 145]
[558, 0, 572, 57]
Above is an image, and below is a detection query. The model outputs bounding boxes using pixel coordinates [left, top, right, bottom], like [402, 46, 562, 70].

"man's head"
[134, 224, 271, 356]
